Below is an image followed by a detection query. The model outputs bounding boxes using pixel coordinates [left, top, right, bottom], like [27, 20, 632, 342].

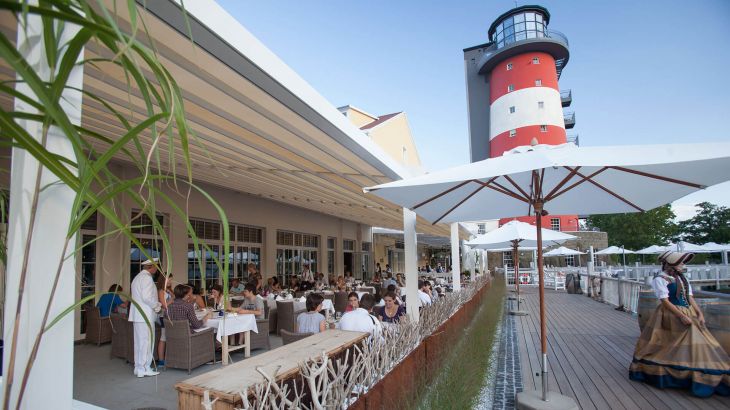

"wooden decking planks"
[513, 287, 730, 409]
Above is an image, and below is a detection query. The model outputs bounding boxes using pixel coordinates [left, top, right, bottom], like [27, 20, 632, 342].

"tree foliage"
[586, 205, 677, 249]
[677, 202, 730, 244]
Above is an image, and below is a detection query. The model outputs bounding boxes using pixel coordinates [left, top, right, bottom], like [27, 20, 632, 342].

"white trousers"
[133, 322, 154, 374]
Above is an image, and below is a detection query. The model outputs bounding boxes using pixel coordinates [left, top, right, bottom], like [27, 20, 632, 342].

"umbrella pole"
[512, 241, 520, 312]
[535, 201, 548, 401]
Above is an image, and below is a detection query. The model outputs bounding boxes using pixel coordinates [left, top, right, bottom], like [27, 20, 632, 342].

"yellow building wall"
[366, 114, 422, 168]
[345, 108, 377, 128]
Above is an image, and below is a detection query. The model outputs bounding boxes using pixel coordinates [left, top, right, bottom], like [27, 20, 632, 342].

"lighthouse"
[463, 5, 577, 231]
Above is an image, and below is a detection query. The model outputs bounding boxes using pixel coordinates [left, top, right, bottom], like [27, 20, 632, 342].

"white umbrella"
[365, 141, 730, 403]
[465, 220, 575, 313]
[543, 246, 584, 256]
[595, 245, 634, 267]
[595, 246, 635, 255]
[671, 241, 714, 253]
[635, 244, 670, 254]
[702, 242, 730, 252]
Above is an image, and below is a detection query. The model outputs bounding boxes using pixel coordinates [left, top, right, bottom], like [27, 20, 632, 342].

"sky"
[218, 0, 730, 221]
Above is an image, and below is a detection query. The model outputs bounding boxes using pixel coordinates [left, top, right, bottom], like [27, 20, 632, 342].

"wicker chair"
[85, 306, 113, 345]
[250, 318, 270, 351]
[110, 314, 129, 360]
[280, 329, 313, 345]
[268, 307, 278, 334]
[163, 319, 215, 374]
[276, 301, 305, 335]
[334, 291, 348, 314]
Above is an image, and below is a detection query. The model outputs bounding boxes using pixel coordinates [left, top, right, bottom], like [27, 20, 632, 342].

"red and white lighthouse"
[463, 5, 577, 231]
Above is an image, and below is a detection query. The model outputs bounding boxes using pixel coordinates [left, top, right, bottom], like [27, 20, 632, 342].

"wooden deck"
[515, 287, 730, 410]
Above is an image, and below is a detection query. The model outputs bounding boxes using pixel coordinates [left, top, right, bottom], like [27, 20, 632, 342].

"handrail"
[547, 30, 569, 47]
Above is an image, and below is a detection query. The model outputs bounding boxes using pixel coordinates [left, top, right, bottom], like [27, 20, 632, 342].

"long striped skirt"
[629, 303, 730, 397]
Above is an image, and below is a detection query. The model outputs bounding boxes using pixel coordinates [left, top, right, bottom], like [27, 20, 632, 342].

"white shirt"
[301, 269, 314, 282]
[338, 308, 382, 335]
[418, 289, 432, 306]
[128, 270, 160, 323]
[652, 275, 692, 300]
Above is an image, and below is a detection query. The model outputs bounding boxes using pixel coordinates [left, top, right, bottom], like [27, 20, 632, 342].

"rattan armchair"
[85, 306, 113, 345]
[275, 300, 305, 335]
[250, 318, 270, 351]
[163, 319, 215, 374]
[110, 314, 129, 360]
[334, 291, 348, 314]
[280, 329, 313, 345]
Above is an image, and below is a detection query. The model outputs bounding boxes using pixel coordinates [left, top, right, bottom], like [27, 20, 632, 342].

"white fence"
[498, 264, 730, 314]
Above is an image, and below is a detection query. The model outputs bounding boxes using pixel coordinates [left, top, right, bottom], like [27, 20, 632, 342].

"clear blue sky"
[218, 0, 730, 219]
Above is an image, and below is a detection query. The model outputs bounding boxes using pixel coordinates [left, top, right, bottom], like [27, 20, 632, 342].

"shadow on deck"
[514, 287, 729, 410]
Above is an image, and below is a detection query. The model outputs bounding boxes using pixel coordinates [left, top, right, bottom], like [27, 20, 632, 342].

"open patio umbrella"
[465, 220, 575, 314]
[543, 246, 584, 256]
[365, 141, 730, 404]
[703, 242, 730, 264]
[635, 244, 669, 254]
[595, 245, 635, 267]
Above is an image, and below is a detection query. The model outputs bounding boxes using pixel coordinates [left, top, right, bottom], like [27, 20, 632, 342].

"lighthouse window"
[538, 101, 544, 109]
[509, 106, 516, 114]
[532, 57, 540, 64]
[507, 84, 515, 92]
[540, 125, 548, 132]
[506, 63, 513, 71]
[535, 79, 542, 86]
[509, 129, 517, 138]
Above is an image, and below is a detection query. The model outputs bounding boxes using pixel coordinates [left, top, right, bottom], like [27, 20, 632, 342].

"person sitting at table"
[386, 284, 403, 305]
[297, 293, 326, 334]
[372, 271, 382, 284]
[229, 278, 245, 295]
[378, 292, 406, 323]
[396, 273, 405, 288]
[427, 281, 438, 301]
[338, 293, 381, 335]
[383, 274, 396, 289]
[315, 272, 325, 289]
[97, 284, 128, 317]
[344, 271, 354, 285]
[335, 276, 347, 292]
[156, 273, 173, 366]
[418, 280, 432, 306]
[345, 292, 359, 313]
[168, 284, 211, 330]
[186, 282, 206, 309]
[290, 277, 301, 292]
[209, 284, 224, 310]
[234, 283, 264, 319]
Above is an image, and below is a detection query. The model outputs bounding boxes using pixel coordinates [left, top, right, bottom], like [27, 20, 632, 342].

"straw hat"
[141, 257, 160, 266]
[657, 250, 694, 266]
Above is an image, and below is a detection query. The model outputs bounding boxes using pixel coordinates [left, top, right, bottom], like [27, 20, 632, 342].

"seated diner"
[296, 293, 326, 333]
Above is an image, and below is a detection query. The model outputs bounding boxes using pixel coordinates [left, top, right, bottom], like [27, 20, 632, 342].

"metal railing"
[547, 30, 569, 47]
[564, 112, 576, 123]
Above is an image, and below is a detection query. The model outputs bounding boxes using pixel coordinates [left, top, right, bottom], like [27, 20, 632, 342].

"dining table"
[194, 309, 258, 362]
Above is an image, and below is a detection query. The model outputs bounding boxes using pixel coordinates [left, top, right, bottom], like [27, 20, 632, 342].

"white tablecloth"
[195, 311, 258, 342]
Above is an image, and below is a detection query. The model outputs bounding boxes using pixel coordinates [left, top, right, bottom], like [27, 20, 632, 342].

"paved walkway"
[515, 287, 730, 410]
[74, 336, 283, 409]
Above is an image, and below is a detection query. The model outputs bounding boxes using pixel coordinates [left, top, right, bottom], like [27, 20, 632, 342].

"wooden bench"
[175, 329, 368, 410]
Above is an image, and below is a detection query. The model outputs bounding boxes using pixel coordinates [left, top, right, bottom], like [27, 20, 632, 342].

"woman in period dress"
[629, 251, 730, 397]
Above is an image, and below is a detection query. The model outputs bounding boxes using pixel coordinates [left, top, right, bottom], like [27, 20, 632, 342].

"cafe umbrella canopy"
[364, 141, 730, 404]
[466, 220, 575, 314]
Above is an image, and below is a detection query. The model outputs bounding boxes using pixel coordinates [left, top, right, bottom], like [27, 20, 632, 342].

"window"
[503, 251, 513, 269]
[477, 223, 486, 235]
[509, 106, 516, 114]
[507, 84, 515, 92]
[540, 125, 548, 132]
[565, 255, 576, 267]
[327, 237, 336, 275]
[532, 57, 540, 64]
[343, 239, 355, 252]
[538, 101, 544, 109]
[276, 230, 320, 286]
[509, 129, 517, 138]
[535, 79, 542, 86]
[550, 218, 561, 231]
[506, 63, 513, 71]
[79, 210, 98, 335]
[130, 211, 166, 281]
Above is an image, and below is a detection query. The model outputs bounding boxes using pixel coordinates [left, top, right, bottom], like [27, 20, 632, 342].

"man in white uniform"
[129, 258, 162, 377]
